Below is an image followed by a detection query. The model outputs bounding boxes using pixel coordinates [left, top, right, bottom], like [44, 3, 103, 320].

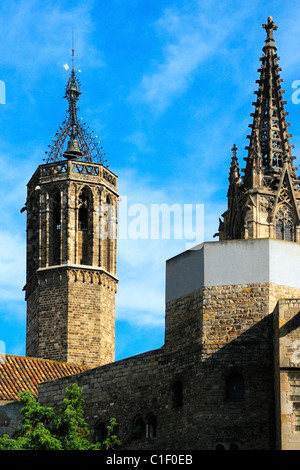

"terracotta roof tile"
[0, 355, 90, 400]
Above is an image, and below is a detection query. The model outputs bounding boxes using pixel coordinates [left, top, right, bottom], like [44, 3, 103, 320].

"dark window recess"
[146, 413, 156, 439]
[94, 421, 108, 443]
[229, 443, 239, 450]
[78, 189, 89, 230]
[226, 373, 244, 399]
[215, 443, 239, 450]
[78, 189, 90, 264]
[172, 381, 183, 408]
[79, 206, 88, 230]
[132, 415, 145, 440]
[52, 190, 61, 265]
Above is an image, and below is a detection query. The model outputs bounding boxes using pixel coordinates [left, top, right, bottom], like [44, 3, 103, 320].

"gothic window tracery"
[275, 205, 295, 241]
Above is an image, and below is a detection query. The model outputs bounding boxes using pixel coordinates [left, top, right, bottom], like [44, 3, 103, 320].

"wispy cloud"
[0, 0, 103, 78]
[130, 2, 255, 113]
[125, 130, 151, 154]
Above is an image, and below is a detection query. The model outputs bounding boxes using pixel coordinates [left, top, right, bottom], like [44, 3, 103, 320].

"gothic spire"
[218, 17, 300, 242]
[229, 144, 240, 184]
[244, 16, 295, 181]
[45, 49, 105, 164]
[227, 144, 240, 203]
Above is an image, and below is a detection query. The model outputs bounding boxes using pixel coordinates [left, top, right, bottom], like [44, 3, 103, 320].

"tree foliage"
[0, 383, 119, 450]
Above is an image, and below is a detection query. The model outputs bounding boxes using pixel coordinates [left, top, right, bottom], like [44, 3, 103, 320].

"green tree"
[0, 383, 119, 450]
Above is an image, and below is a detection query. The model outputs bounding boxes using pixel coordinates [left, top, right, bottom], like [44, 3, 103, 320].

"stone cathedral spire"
[218, 16, 300, 242]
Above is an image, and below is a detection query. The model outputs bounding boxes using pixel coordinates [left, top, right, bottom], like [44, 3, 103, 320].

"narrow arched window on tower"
[52, 189, 61, 265]
[172, 380, 183, 408]
[78, 187, 92, 265]
[275, 205, 295, 242]
[226, 372, 244, 400]
[79, 189, 89, 230]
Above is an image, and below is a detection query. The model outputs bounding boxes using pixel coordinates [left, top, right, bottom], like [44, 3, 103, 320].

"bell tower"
[218, 17, 300, 242]
[24, 62, 118, 367]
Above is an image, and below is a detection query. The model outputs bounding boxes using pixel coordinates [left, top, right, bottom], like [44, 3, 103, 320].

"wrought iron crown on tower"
[45, 50, 106, 165]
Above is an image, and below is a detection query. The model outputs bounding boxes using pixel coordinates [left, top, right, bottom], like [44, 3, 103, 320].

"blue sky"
[1, 0, 300, 362]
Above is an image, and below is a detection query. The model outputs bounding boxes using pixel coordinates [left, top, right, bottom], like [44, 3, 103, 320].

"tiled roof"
[0, 355, 90, 400]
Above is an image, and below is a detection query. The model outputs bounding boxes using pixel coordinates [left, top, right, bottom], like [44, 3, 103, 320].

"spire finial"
[231, 144, 238, 158]
[72, 28, 75, 71]
[262, 16, 278, 51]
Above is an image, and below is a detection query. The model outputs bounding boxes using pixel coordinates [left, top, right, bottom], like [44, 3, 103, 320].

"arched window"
[275, 205, 295, 241]
[52, 188, 61, 265]
[226, 372, 244, 400]
[78, 188, 89, 231]
[94, 420, 108, 443]
[146, 413, 156, 439]
[132, 415, 145, 440]
[172, 381, 183, 408]
[78, 187, 92, 265]
[215, 444, 226, 450]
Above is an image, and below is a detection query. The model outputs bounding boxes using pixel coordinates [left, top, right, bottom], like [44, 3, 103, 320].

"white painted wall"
[165, 239, 300, 302]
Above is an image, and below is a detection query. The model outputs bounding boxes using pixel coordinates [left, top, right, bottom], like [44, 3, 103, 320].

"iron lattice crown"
[44, 67, 106, 165]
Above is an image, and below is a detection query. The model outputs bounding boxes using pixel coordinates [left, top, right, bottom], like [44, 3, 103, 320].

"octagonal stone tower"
[24, 63, 118, 368]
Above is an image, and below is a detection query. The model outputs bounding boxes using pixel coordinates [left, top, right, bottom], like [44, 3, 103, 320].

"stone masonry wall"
[26, 267, 116, 368]
[274, 299, 300, 450]
[0, 401, 22, 438]
[67, 270, 116, 367]
[25, 279, 40, 358]
[26, 269, 69, 362]
[39, 282, 300, 449]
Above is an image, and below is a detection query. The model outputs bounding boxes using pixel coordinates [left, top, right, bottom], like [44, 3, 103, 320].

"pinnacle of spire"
[226, 144, 241, 201]
[262, 16, 277, 52]
[229, 144, 239, 178]
[231, 143, 238, 159]
[45, 56, 105, 165]
[61, 68, 83, 160]
[244, 16, 295, 178]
